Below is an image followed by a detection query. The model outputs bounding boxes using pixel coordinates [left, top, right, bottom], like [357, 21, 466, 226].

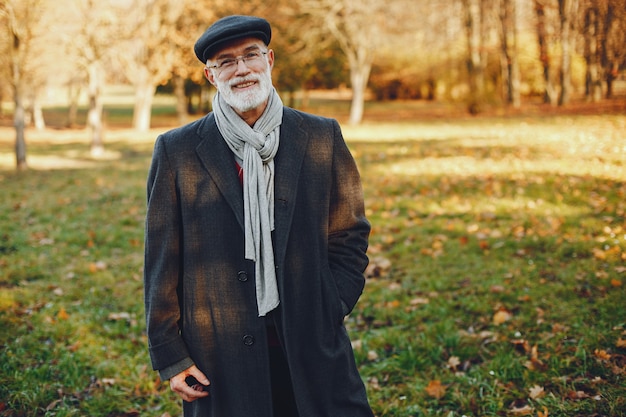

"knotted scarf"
[213, 89, 283, 316]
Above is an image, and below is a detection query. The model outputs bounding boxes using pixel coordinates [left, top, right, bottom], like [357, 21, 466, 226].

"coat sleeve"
[144, 135, 192, 372]
[327, 120, 371, 314]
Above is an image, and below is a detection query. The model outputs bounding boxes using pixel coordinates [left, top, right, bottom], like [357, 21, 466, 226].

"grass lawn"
[0, 98, 625, 416]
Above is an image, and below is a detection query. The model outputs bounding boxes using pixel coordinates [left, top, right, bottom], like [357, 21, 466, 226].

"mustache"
[228, 75, 260, 87]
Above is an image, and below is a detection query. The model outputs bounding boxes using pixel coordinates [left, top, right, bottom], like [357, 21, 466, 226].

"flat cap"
[194, 15, 271, 63]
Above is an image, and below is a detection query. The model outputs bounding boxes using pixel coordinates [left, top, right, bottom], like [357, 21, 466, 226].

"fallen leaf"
[510, 400, 533, 416]
[510, 403, 533, 415]
[447, 356, 461, 370]
[529, 384, 545, 399]
[368, 376, 381, 391]
[610, 279, 622, 287]
[425, 379, 446, 399]
[57, 307, 70, 321]
[537, 406, 549, 417]
[493, 309, 512, 325]
[367, 350, 379, 361]
[108, 312, 131, 321]
[409, 297, 429, 306]
[594, 349, 611, 360]
[567, 390, 589, 400]
[46, 399, 62, 411]
[616, 338, 626, 348]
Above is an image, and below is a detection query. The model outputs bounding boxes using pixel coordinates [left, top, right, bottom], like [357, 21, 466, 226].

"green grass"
[1, 105, 626, 416]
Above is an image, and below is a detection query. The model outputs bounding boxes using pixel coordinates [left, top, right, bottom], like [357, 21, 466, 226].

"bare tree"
[119, 0, 184, 132]
[534, 0, 558, 105]
[0, 0, 46, 170]
[583, 0, 602, 101]
[300, 0, 413, 124]
[462, 0, 487, 113]
[558, 0, 579, 105]
[602, 0, 626, 98]
[61, 0, 123, 156]
[500, 0, 521, 107]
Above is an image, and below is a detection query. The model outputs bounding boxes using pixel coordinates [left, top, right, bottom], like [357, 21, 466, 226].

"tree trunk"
[500, 0, 521, 108]
[173, 73, 188, 126]
[535, 0, 558, 105]
[9, 12, 27, 170]
[584, 6, 602, 102]
[14, 87, 27, 170]
[348, 55, 371, 125]
[602, 3, 621, 99]
[463, 0, 485, 114]
[87, 63, 104, 157]
[32, 95, 45, 130]
[133, 67, 154, 132]
[558, 0, 578, 106]
[67, 80, 81, 128]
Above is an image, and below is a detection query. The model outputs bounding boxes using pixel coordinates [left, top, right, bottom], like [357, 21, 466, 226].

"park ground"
[0, 96, 625, 416]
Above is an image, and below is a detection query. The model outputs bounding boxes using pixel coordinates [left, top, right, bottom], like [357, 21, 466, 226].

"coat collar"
[195, 113, 245, 229]
[193, 108, 309, 266]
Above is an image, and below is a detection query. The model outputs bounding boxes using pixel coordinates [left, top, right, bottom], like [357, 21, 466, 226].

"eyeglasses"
[208, 51, 268, 75]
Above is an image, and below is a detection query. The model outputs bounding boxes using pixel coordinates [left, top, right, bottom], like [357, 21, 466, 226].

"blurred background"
[1, 0, 625, 167]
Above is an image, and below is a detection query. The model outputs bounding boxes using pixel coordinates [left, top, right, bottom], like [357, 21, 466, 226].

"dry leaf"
[493, 309, 512, 325]
[368, 376, 381, 391]
[409, 297, 429, 306]
[529, 385, 545, 399]
[567, 390, 590, 400]
[101, 378, 116, 385]
[616, 338, 626, 348]
[57, 307, 70, 321]
[537, 406, 549, 417]
[511, 405, 533, 415]
[594, 349, 611, 360]
[367, 350, 379, 361]
[447, 356, 461, 370]
[425, 379, 446, 399]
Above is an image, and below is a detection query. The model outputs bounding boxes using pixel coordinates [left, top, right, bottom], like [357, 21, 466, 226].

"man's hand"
[169, 365, 210, 402]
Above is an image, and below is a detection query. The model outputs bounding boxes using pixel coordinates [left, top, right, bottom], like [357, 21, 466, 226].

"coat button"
[237, 271, 248, 282]
[242, 335, 255, 346]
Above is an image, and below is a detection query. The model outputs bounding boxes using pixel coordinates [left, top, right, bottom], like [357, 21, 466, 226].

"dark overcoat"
[144, 107, 373, 417]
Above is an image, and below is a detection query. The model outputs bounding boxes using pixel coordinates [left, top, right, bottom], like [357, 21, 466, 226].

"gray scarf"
[213, 89, 283, 316]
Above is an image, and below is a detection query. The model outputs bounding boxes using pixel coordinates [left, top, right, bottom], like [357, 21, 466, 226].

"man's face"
[205, 37, 274, 114]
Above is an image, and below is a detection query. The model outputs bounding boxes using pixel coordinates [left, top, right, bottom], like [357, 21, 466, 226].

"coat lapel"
[273, 108, 309, 268]
[193, 109, 309, 265]
[195, 114, 245, 230]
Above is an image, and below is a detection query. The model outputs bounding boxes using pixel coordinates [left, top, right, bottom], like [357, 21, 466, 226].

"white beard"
[215, 65, 273, 113]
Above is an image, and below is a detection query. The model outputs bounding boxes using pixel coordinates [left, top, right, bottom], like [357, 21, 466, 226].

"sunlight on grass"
[1, 111, 625, 416]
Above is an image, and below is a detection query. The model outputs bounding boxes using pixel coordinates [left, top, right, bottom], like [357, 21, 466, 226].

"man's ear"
[204, 67, 216, 86]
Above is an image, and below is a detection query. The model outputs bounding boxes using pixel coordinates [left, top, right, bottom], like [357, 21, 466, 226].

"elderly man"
[144, 15, 373, 417]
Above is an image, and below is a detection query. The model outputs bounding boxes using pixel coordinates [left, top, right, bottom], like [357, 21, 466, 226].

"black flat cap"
[194, 15, 271, 63]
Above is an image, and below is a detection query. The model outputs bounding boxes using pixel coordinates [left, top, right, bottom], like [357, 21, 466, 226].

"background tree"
[500, 0, 521, 107]
[558, 0, 579, 105]
[60, 0, 125, 156]
[602, 0, 626, 98]
[583, 0, 602, 101]
[534, 0, 559, 105]
[300, 0, 413, 124]
[461, 0, 488, 113]
[166, 0, 216, 124]
[119, 0, 184, 132]
[0, 0, 47, 170]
